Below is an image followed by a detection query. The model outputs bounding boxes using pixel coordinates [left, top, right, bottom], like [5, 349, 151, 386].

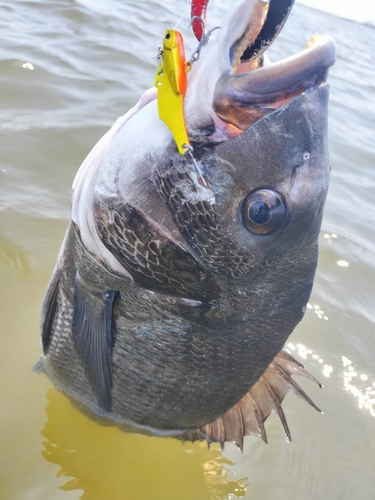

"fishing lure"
[154, 29, 190, 155]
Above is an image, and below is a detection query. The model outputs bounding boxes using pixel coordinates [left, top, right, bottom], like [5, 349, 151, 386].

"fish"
[38, 0, 336, 450]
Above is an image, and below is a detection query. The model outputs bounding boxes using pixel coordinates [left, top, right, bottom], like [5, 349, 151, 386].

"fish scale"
[157, 164, 256, 277]
[94, 196, 219, 300]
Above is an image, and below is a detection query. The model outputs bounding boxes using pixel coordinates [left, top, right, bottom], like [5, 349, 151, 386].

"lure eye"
[165, 32, 171, 39]
[242, 189, 286, 235]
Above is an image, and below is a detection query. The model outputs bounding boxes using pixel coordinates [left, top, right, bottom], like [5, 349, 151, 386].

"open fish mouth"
[211, 0, 336, 132]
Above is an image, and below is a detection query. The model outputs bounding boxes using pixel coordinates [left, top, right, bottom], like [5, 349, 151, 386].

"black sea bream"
[39, 0, 336, 448]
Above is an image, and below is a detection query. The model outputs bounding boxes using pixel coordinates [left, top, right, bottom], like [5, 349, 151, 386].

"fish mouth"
[213, 0, 336, 131]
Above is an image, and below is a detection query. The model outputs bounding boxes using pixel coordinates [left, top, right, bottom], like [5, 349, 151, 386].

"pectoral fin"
[72, 275, 117, 412]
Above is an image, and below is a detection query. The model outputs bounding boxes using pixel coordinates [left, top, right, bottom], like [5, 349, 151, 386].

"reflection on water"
[22, 62, 34, 71]
[342, 357, 375, 418]
[0, 235, 30, 273]
[288, 341, 375, 419]
[203, 461, 247, 500]
[41, 389, 247, 500]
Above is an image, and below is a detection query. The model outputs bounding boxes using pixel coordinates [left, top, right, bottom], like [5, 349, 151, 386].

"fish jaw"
[213, 35, 336, 132]
[184, 0, 336, 141]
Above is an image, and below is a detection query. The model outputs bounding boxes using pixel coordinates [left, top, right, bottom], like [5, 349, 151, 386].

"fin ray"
[72, 275, 117, 411]
[191, 349, 321, 449]
[259, 375, 291, 442]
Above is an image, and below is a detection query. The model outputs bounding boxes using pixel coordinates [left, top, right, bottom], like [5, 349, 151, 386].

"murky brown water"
[1, 1, 375, 499]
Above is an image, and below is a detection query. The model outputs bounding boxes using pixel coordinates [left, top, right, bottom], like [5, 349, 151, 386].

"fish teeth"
[306, 33, 322, 48]
[233, 1, 269, 71]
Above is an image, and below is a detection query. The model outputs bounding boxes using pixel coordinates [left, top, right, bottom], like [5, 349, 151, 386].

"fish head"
[72, 0, 335, 327]
[154, 0, 335, 325]
[157, 85, 330, 326]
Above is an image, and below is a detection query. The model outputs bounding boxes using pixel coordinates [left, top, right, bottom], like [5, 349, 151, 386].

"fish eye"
[242, 189, 286, 235]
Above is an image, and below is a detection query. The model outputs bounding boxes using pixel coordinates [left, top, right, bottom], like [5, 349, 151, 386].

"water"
[1, 1, 375, 499]
[296, 0, 375, 25]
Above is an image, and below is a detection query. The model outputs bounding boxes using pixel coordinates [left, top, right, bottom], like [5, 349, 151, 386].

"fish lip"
[230, 0, 337, 96]
[231, 34, 336, 101]
[213, 34, 336, 131]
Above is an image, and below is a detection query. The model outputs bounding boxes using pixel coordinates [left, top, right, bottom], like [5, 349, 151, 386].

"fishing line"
[173, 0, 190, 31]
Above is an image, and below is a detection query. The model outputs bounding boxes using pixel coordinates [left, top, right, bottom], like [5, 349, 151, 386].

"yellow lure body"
[154, 29, 189, 154]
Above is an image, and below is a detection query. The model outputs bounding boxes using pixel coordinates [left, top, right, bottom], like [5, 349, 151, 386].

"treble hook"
[187, 17, 220, 67]
[189, 15, 208, 39]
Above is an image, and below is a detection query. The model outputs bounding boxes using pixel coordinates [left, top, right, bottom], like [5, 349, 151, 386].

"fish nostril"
[302, 151, 311, 161]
